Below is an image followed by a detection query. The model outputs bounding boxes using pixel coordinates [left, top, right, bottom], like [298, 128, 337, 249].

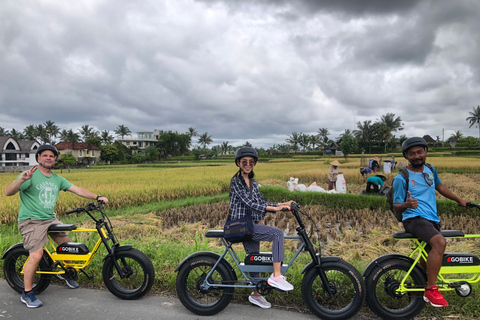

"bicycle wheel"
[176, 255, 234, 316]
[302, 260, 365, 320]
[102, 248, 155, 300]
[365, 258, 426, 320]
[3, 246, 52, 294]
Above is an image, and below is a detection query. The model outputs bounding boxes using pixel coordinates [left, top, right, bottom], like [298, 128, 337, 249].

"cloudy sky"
[1, 0, 480, 148]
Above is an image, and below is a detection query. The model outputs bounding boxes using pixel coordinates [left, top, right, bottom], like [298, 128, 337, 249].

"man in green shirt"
[5, 145, 108, 308]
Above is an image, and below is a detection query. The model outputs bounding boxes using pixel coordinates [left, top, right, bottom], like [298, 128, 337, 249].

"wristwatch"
[96, 195, 102, 200]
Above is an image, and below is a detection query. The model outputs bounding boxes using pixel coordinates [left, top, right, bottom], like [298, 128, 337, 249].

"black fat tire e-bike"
[175, 203, 365, 320]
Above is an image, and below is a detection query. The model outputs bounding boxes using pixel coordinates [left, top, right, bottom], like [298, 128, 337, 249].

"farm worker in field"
[229, 146, 295, 309]
[365, 175, 386, 194]
[390, 156, 396, 170]
[371, 157, 380, 172]
[327, 160, 342, 190]
[4, 144, 109, 308]
[360, 167, 372, 177]
[393, 137, 468, 308]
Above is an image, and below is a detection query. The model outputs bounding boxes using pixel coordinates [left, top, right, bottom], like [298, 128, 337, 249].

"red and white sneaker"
[423, 286, 448, 307]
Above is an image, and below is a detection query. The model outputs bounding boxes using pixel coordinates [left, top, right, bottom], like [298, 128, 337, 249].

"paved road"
[0, 278, 376, 320]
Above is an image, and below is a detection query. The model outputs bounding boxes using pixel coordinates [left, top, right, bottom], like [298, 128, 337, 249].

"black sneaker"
[57, 274, 79, 289]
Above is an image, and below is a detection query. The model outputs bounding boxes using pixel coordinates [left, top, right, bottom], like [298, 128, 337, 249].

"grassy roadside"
[1, 192, 480, 319]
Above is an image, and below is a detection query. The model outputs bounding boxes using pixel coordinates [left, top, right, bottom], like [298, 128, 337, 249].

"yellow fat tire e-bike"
[2, 201, 155, 300]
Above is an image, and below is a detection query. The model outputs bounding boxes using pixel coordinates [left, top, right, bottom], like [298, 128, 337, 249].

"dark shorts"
[402, 216, 441, 244]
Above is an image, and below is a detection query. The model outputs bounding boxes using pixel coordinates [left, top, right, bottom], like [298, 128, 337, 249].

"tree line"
[1, 106, 479, 164]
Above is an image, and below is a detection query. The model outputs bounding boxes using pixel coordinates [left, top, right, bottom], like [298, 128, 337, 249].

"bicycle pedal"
[80, 269, 94, 280]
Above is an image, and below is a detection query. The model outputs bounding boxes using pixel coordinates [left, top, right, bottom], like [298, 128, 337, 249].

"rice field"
[1, 156, 479, 225]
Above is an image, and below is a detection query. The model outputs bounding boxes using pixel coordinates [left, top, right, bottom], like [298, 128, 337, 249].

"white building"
[116, 130, 161, 149]
[0, 136, 41, 171]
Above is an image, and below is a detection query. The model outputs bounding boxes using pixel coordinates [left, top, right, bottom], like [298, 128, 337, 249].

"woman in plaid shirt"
[230, 147, 295, 309]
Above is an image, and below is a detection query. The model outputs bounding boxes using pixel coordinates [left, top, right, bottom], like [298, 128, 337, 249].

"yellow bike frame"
[395, 232, 480, 294]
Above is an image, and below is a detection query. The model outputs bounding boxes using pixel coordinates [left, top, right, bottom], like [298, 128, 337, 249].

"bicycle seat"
[205, 230, 224, 238]
[393, 229, 465, 239]
[48, 224, 78, 232]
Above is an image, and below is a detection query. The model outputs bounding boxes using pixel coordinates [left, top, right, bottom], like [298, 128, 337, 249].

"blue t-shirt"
[393, 165, 441, 223]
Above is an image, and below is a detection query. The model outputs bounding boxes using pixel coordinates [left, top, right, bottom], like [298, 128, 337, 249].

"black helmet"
[235, 147, 258, 166]
[35, 144, 59, 161]
[402, 137, 428, 158]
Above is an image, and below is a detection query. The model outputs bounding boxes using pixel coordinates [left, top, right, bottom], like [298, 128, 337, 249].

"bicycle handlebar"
[65, 200, 104, 215]
[466, 202, 480, 209]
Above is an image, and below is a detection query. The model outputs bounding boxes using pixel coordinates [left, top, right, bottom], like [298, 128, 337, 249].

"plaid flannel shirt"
[229, 173, 277, 223]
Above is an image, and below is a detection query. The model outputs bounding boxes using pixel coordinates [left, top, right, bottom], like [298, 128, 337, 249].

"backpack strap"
[398, 168, 409, 202]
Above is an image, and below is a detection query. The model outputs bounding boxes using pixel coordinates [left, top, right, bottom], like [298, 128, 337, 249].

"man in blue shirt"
[393, 137, 468, 308]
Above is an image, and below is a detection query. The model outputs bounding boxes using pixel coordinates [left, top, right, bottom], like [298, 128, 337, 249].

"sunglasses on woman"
[240, 160, 255, 166]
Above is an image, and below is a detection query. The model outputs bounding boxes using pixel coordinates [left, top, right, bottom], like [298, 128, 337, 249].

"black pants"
[366, 182, 379, 194]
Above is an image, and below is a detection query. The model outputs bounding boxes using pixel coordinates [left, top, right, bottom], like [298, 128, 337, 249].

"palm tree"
[59, 129, 80, 144]
[466, 105, 480, 140]
[449, 130, 464, 142]
[10, 128, 24, 140]
[187, 127, 199, 138]
[309, 135, 322, 150]
[100, 130, 114, 144]
[243, 141, 252, 147]
[198, 132, 213, 151]
[220, 141, 230, 155]
[286, 132, 302, 153]
[114, 125, 132, 139]
[317, 127, 330, 147]
[44, 120, 60, 144]
[0, 127, 10, 136]
[354, 120, 375, 153]
[23, 125, 37, 140]
[299, 133, 310, 152]
[377, 113, 404, 152]
[35, 124, 48, 144]
[78, 125, 99, 141]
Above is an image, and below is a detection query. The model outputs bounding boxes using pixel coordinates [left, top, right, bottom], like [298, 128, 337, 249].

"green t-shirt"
[17, 170, 73, 222]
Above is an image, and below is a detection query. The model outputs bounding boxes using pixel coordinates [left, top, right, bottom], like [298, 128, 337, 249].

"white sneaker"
[267, 274, 294, 291]
[249, 293, 271, 308]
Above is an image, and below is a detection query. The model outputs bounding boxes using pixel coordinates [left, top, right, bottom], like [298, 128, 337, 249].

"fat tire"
[3, 246, 52, 294]
[176, 255, 234, 316]
[102, 248, 155, 300]
[365, 258, 426, 320]
[301, 260, 365, 320]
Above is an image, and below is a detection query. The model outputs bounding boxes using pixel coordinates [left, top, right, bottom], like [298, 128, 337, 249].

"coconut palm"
[449, 130, 464, 142]
[78, 125, 99, 141]
[0, 127, 10, 136]
[466, 105, 480, 140]
[377, 113, 404, 152]
[299, 133, 310, 152]
[187, 127, 199, 138]
[44, 120, 60, 144]
[317, 128, 330, 148]
[35, 124, 49, 144]
[220, 141, 230, 155]
[114, 125, 132, 139]
[354, 120, 376, 153]
[309, 134, 322, 150]
[198, 132, 213, 151]
[23, 125, 36, 140]
[100, 130, 114, 144]
[10, 128, 24, 140]
[286, 132, 302, 153]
